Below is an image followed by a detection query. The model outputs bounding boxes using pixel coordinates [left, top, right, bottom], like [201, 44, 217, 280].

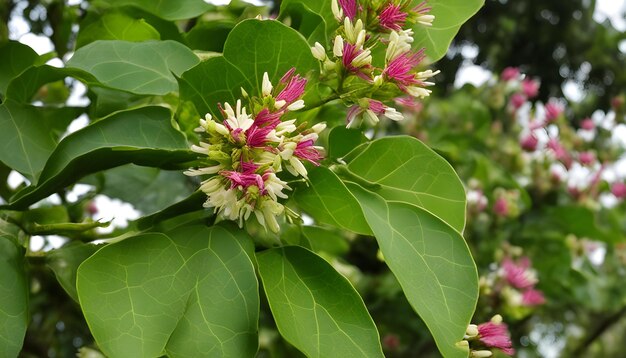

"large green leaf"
[185, 20, 235, 52]
[348, 184, 476, 358]
[101, 0, 214, 20]
[0, 231, 28, 358]
[279, 0, 335, 44]
[342, 136, 466, 232]
[412, 0, 485, 61]
[0, 41, 39, 97]
[84, 165, 194, 215]
[0, 101, 60, 181]
[77, 225, 258, 358]
[47, 241, 99, 302]
[5, 65, 93, 104]
[257, 246, 383, 358]
[293, 166, 371, 235]
[7, 106, 193, 209]
[180, 19, 319, 117]
[67, 40, 199, 95]
[76, 11, 160, 49]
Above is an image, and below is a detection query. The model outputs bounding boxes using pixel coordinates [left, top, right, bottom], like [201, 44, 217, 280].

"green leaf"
[327, 126, 368, 160]
[185, 20, 235, 52]
[77, 224, 259, 358]
[348, 184, 477, 358]
[47, 241, 99, 302]
[412, 0, 485, 61]
[102, 0, 214, 20]
[0, 41, 39, 97]
[180, 19, 319, 117]
[279, 2, 328, 46]
[257, 246, 383, 358]
[342, 136, 466, 232]
[301, 226, 349, 256]
[134, 191, 206, 231]
[223, 20, 319, 91]
[76, 12, 160, 49]
[7, 106, 193, 209]
[67, 40, 200, 95]
[0, 234, 28, 358]
[0, 101, 59, 181]
[84, 165, 194, 215]
[5, 65, 94, 103]
[293, 166, 371, 235]
[179, 56, 250, 117]
[279, 0, 335, 44]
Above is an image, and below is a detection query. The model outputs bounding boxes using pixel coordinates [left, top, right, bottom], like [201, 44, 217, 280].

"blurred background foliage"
[2, 0, 625, 357]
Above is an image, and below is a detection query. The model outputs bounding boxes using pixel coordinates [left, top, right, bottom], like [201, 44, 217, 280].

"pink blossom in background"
[580, 118, 595, 131]
[522, 288, 546, 306]
[394, 96, 423, 112]
[501, 67, 520, 81]
[477, 321, 515, 356]
[520, 134, 539, 152]
[578, 151, 595, 166]
[368, 99, 386, 115]
[522, 78, 540, 98]
[493, 197, 509, 217]
[502, 257, 536, 289]
[612, 182, 626, 199]
[378, 4, 407, 30]
[544, 101, 563, 123]
[509, 93, 526, 110]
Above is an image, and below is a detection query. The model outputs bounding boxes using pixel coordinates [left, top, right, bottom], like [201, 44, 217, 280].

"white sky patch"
[454, 64, 491, 88]
[92, 195, 141, 234]
[594, 0, 626, 31]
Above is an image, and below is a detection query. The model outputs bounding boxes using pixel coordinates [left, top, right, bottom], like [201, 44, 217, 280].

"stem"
[25, 220, 111, 235]
[305, 93, 340, 111]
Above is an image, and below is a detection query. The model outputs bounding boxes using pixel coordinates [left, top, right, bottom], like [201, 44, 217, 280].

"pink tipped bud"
[477, 320, 515, 356]
[522, 78, 539, 98]
[520, 134, 538, 152]
[522, 288, 546, 306]
[509, 93, 526, 110]
[378, 4, 407, 31]
[612, 182, 626, 199]
[578, 151, 595, 166]
[339, 0, 357, 20]
[493, 197, 509, 217]
[501, 67, 520, 81]
[580, 118, 595, 130]
[544, 101, 564, 123]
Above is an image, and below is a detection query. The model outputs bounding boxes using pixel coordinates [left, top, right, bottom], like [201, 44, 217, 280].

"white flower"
[333, 35, 344, 57]
[262, 72, 273, 97]
[406, 86, 432, 98]
[184, 165, 223, 176]
[386, 30, 413, 63]
[417, 14, 435, 27]
[223, 100, 254, 131]
[311, 42, 326, 61]
[331, 0, 343, 21]
[254, 199, 284, 233]
[351, 48, 372, 68]
[364, 110, 380, 126]
[287, 99, 305, 111]
[384, 107, 404, 121]
[263, 173, 291, 201]
[344, 18, 363, 44]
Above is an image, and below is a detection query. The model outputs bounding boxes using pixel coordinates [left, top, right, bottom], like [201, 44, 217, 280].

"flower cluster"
[463, 315, 515, 357]
[186, 68, 325, 233]
[479, 249, 545, 321]
[311, 0, 438, 127]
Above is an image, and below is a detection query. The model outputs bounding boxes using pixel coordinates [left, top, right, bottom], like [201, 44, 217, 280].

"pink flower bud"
[544, 101, 563, 123]
[580, 118, 595, 130]
[612, 182, 626, 199]
[520, 134, 538, 152]
[521, 78, 539, 98]
[578, 151, 595, 166]
[501, 67, 520, 81]
[493, 197, 509, 217]
[522, 288, 546, 306]
[509, 93, 526, 110]
[477, 320, 515, 356]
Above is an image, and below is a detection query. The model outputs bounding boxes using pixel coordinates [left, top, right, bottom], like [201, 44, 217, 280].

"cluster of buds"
[479, 248, 545, 320]
[495, 68, 626, 205]
[310, 0, 439, 127]
[186, 68, 325, 233]
[460, 315, 515, 357]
